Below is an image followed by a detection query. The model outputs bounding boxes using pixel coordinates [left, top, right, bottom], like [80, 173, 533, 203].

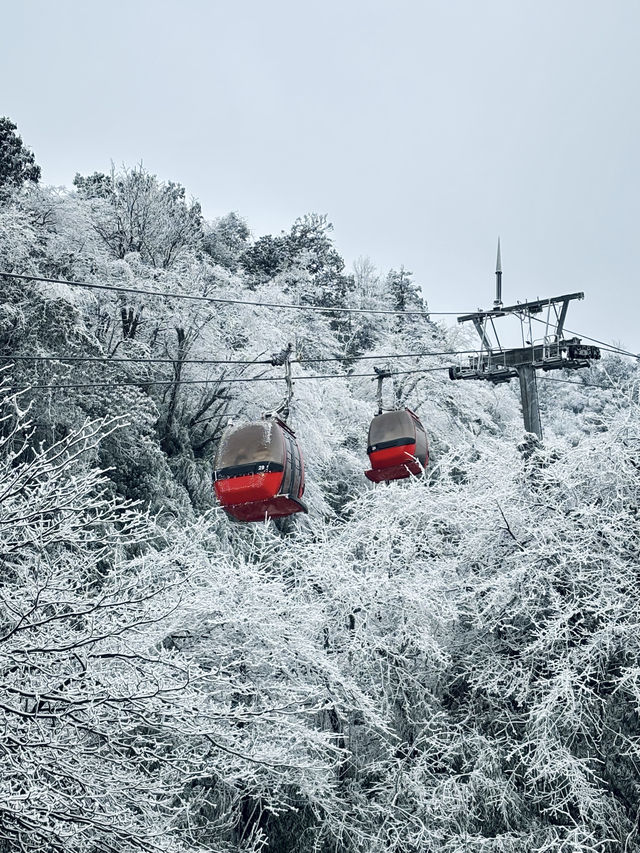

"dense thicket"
[1, 124, 639, 852]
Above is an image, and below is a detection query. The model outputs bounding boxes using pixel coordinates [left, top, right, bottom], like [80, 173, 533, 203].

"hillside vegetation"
[1, 125, 640, 852]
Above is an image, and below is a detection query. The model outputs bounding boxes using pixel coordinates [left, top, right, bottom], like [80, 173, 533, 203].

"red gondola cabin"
[213, 418, 307, 522]
[364, 408, 428, 483]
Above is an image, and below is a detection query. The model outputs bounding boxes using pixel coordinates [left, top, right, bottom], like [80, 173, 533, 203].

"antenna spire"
[494, 237, 503, 308]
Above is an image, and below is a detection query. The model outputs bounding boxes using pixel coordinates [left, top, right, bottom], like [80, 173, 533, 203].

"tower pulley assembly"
[448, 240, 601, 438]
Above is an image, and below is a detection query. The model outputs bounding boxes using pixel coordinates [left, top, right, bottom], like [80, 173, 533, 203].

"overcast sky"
[3, 0, 639, 350]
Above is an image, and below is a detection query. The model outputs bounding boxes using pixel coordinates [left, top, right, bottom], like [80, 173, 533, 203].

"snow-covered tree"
[0, 117, 40, 193]
[5, 152, 640, 852]
[74, 165, 202, 269]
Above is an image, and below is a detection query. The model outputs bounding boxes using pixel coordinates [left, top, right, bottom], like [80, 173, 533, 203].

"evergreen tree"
[72, 170, 114, 199]
[202, 210, 250, 270]
[385, 265, 424, 312]
[286, 213, 344, 276]
[240, 231, 289, 281]
[0, 117, 40, 192]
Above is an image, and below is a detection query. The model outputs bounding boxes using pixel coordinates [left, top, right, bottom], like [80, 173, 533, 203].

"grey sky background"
[2, 0, 639, 350]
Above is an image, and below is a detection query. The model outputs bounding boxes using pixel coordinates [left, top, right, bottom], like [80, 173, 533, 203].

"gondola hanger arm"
[373, 365, 392, 415]
[268, 343, 294, 421]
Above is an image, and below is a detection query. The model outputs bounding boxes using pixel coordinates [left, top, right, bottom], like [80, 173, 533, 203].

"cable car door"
[280, 427, 303, 498]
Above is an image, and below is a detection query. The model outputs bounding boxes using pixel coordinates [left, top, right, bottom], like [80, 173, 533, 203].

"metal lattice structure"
[449, 243, 601, 437]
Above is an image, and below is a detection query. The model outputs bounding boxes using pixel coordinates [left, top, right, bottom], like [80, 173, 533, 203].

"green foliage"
[240, 231, 289, 281]
[385, 265, 424, 313]
[0, 117, 40, 192]
[73, 170, 114, 199]
[241, 214, 344, 286]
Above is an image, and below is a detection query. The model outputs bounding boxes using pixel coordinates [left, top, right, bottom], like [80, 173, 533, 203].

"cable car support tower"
[449, 240, 601, 438]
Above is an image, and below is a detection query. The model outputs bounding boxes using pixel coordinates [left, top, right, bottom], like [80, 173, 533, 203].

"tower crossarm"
[457, 292, 584, 326]
[452, 243, 594, 438]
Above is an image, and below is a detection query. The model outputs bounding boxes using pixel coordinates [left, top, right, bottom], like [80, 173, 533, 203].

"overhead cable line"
[299, 349, 478, 362]
[9, 366, 449, 393]
[521, 311, 638, 359]
[0, 270, 465, 317]
[578, 343, 635, 358]
[8, 271, 636, 355]
[3, 354, 272, 366]
[554, 330, 636, 359]
[0, 349, 481, 367]
[6, 272, 637, 354]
